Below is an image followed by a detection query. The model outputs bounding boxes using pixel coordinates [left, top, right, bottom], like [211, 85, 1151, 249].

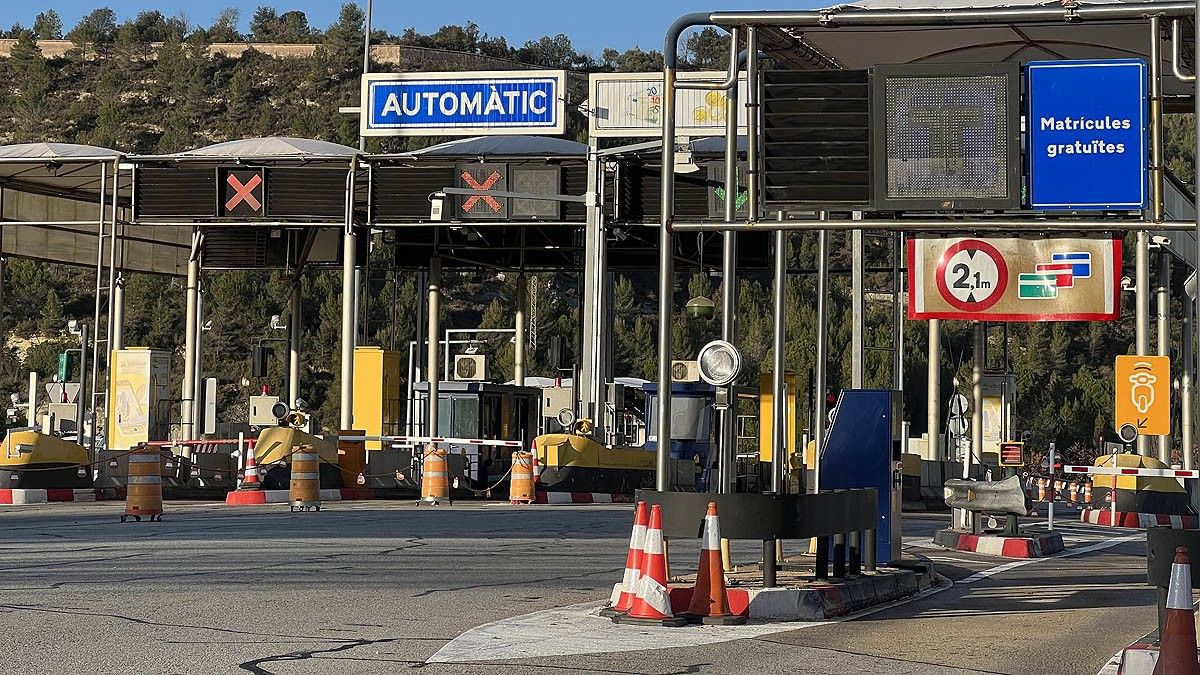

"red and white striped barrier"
[1081, 509, 1200, 529]
[1064, 465, 1199, 478]
[340, 435, 524, 448]
[0, 488, 105, 505]
[225, 488, 377, 505]
[533, 491, 633, 504]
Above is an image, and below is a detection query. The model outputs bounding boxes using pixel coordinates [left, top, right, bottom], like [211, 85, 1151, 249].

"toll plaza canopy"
[0, 142, 188, 276]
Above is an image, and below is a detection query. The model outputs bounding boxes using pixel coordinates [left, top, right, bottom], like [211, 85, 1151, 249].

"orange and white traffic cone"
[238, 446, 262, 491]
[1154, 547, 1200, 675]
[601, 501, 647, 618]
[684, 501, 745, 625]
[530, 439, 541, 484]
[612, 504, 686, 627]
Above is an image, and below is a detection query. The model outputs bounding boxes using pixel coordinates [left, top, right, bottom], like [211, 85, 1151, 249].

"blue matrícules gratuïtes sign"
[1026, 59, 1147, 211]
[361, 70, 566, 137]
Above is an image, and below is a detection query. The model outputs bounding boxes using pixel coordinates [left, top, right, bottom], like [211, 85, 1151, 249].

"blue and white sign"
[1027, 59, 1147, 211]
[361, 70, 566, 137]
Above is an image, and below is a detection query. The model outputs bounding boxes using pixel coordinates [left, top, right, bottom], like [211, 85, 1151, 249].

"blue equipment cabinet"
[818, 389, 904, 564]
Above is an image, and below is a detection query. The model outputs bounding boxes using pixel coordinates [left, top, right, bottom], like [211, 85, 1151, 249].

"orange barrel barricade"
[1037, 479, 1046, 502]
[509, 451, 534, 504]
[420, 444, 449, 505]
[289, 444, 321, 512]
[123, 444, 163, 522]
[1084, 484, 1092, 504]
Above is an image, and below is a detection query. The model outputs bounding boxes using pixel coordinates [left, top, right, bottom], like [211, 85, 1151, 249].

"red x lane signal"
[461, 170, 503, 213]
[221, 169, 265, 216]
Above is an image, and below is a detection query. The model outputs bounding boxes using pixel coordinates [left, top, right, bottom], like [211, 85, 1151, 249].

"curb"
[533, 492, 632, 504]
[0, 488, 107, 505]
[224, 488, 363, 505]
[1080, 509, 1199, 529]
[608, 562, 936, 622]
[932, 528, 1065, 558]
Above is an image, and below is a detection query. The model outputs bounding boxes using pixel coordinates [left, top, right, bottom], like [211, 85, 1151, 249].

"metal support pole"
[181, 236, 200, 444]
[289, 280, 302, 408]
[514, 274, 527, 386]
[1136, 233, 1152, 457]
[771, 230, 786, 494]
[762, 540, 777, 587]
[339, 226, 357, 430]
[813, 226, 830, 493]
[719, 43, 741, 494]
[1157, 253, 1171, 463]
[111, 273, 125, 351]
[76, 323, 88, 447]
[580, 139, 606, 439]
[851, 229, 864, 389]
[358, 0, 373, 152]
[1194, 0, 1200, 473]
[927, 319, 942, 460]
[815, 536, 830, 579]
[968, 321, 985, 531]
[654, 59, 678, 493]
[848, 530, 861, 577]
[832, 532, 847, 579]
[427, 257, 442, 435]
[1184, 295, 1195, 470]
[864, 529, 876, 573]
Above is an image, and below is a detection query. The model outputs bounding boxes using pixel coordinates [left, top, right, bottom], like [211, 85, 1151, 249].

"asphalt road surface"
[0, 501, 1154, 674]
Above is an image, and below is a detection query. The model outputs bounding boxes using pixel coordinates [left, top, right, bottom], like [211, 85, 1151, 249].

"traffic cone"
[530, 439, 541, 484]
[601, 501, 647, 618]
[1154, 547, 1200, 675]
[612, 504, 686, 627]
[238, 446, 262, 491]
[684, 501, 745, 625]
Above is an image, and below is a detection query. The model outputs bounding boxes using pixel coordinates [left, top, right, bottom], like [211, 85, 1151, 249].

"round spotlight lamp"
[697, 340, 744, 387]
[685, 295, 716, 320]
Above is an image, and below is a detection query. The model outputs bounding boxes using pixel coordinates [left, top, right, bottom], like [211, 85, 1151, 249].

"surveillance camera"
[270, 315, 286, 330]
[1152, 235, 1171, 247]
[9, 393, 19, 405]
[202, 320, 213, 331]
[1121, 276, 1134, 291]
[293, 397, 308, 411]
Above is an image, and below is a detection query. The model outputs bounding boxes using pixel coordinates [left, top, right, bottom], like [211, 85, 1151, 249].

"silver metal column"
[1136, 233, 1151, 456]
[970, 322, 984, 475]
[927, 319, 941, 460]
[289, 280, 302, 407]
[427, 257, 442, 434]
[111, 273, 125, 351]
[771, 230, 786, 493]
[580, 139, 606, 436]
[1157, 253, 1171, 462]
[1183, 297, 1194, 470]
[181, 234, 200, 444]
[339, 230, 357, 430]
[813, 226, 830, 494]
[514, 274, 527, 386]
[851, 230, 864, 389]
[76, 323, 88, 447]
[1193, 0, 1200, 471]
[719, 52, 741, 493]
[654, 62, 678, 492]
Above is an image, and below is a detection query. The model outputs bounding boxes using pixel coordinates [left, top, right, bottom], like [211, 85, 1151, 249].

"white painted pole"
[1047, 442, 1055, 532]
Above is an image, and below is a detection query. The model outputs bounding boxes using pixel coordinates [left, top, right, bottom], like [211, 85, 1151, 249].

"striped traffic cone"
[601, 501, 647, 618]
[1154, 547, 1200, 675]
[612, 504, 686, 627]
[684, 501, 745, 625]
[530, 439, 541, 484]
[238, 446, 262, 491]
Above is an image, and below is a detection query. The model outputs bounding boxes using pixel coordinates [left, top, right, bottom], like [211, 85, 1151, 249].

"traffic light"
[251, 344, 270, 377]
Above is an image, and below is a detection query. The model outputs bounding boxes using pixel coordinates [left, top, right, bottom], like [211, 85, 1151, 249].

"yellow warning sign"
[1114, 355, 1171, 436]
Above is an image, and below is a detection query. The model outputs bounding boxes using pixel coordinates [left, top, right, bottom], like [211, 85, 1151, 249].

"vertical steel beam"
[359, 0, 372, 153]
[427, 257, 442, 435]
[1184, 296, 1194, 470]
[813, 224, 830, 493]
[111, 274, 125, 351]
[654, 60, 678, 493]
[851, 230, 864, 389]
[1157, 253, 1171, 462]
[514, 274, 527, 386]
[927, 319, 941, 460]
[289, 280, 302, 408]
[771, 230, 786, 494]
[1140, 15, 1164, 456]
[1192, 0, 1200, 470]
[77, 323, 88, 448]
[580, 139, 605, 437]
[1136, 233, 1151, 457]
[893, 233, 903, 389]
[967, 321, 984, 530]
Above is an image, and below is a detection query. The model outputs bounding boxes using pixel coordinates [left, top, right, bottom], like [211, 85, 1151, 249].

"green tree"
[33, 10, 63, 40]
[67, 8, 117, 51]
[685, 27, 728, 69]
[9, 31, 52, 142]
[38, 291, 64, 334]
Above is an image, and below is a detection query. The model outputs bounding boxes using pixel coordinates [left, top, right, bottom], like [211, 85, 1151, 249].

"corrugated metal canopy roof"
[155, 136, 359, 160]
[752, 0, 1195, 97]
[0, 142, 125, 202]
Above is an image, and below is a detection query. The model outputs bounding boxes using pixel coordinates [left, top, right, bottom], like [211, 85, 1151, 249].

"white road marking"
[427, 576, 952, 663]
[958, 532, 1142, 585]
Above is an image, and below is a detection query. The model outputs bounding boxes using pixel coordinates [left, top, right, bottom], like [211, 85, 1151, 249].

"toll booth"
[413, 382, 541, 487]
[819, 390, 905, 565]
[643, 382, 717, 490]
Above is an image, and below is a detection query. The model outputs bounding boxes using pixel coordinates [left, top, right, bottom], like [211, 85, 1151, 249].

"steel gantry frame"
[654, 0, 1200, 505]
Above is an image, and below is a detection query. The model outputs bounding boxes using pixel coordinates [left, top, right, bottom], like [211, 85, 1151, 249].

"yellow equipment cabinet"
[352, 347, 402, 451]
[107, 348, 172, 451]
[758, 372, 798, 465]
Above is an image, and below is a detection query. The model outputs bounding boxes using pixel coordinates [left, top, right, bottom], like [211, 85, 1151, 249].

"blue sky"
[2, 2, 824, 54]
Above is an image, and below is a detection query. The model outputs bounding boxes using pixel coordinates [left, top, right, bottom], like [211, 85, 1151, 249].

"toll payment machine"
[819, 390, 904, 564]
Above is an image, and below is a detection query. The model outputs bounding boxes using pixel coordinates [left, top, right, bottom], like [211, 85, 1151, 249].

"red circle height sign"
[934, 239, 1009, 313]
